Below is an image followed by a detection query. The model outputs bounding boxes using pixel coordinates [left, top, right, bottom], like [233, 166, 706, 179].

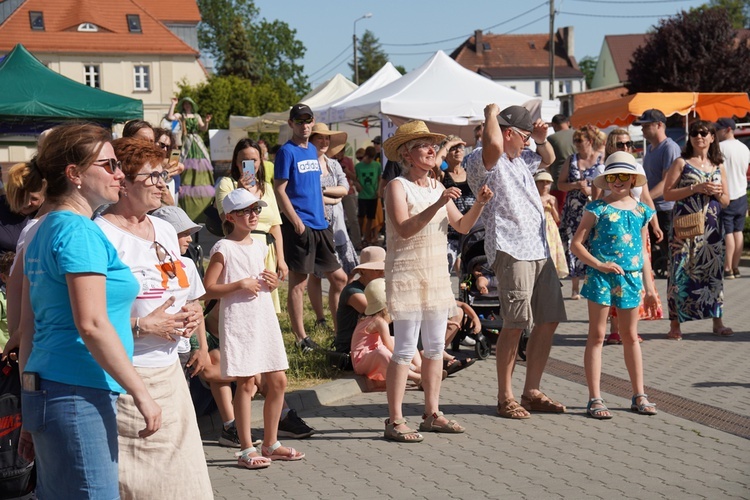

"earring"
[76, 184, 81, 190]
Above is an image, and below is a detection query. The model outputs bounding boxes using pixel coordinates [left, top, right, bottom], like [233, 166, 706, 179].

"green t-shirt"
[355, 161, 380, 200]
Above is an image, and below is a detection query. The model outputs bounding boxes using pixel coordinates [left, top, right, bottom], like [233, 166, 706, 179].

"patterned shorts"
[581, 267, 642, 309]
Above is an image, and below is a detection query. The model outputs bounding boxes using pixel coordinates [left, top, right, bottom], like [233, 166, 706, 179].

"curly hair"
[683, 120, 723, 166]
[111, 137, 166, 179]
[573, 124, 600, 146]
[27, 123, 111, 201]
[5, 162, 46, 213]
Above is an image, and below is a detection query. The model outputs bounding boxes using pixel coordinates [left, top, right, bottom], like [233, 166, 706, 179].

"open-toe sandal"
[418, 411, 465, 433]
[236, 447, 271, 470]
[443, 358, 462, 375]
[261, 441, 305, 461]
[521, 392, 566, 413]
[496, 398, 531, 419]
[586, 398, 613, 420]
[666, 329, 683, 341]
[712, 326, 734, 337]
[631, 394, 657, 415]
[384, 418, 424, 443]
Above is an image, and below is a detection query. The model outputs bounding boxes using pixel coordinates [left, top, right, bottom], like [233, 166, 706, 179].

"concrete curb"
[197, 375, 367, 437]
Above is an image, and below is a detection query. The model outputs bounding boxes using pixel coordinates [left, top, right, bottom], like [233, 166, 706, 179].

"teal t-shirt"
[355, 161, 381, 200]
[24, 211, 139, 393]
[585, 200, 654, 272]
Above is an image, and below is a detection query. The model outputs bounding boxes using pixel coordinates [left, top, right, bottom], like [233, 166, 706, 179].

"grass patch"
[276, 284, 341, 390]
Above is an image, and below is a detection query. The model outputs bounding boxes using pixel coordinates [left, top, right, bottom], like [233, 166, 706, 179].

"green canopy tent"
[0, 44, 143, 134]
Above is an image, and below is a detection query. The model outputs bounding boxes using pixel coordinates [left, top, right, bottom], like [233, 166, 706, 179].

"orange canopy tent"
[570, 92, 750, 128]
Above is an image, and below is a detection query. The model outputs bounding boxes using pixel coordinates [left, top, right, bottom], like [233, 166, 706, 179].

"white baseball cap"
[221, 189, 267, 214]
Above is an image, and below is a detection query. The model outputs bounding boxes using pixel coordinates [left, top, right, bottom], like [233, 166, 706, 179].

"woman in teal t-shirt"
[19, 124, 161, 499]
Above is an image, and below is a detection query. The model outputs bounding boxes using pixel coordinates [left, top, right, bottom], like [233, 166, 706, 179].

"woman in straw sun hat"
[380, 120, 494, 442]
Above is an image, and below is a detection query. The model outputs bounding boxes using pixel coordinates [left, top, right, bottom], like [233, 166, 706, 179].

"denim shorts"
[581, 267, 643, 309]
[22, 379, 119, 500]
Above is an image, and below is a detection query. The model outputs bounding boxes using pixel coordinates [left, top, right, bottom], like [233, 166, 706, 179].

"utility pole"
[549, 0, 555, 100]
[353, 13, 372, 85]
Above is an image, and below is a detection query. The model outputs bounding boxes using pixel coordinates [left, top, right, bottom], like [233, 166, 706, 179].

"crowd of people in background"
[0, 95, 747, 496]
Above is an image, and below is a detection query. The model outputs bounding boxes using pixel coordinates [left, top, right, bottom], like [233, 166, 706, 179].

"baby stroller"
[453, 224, 529, 361]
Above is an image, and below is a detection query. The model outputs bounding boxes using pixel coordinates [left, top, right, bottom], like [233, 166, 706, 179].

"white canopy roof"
[319, 62, 402, 123]
[326, 50, 546, 125]
[229, 73, 357, 133]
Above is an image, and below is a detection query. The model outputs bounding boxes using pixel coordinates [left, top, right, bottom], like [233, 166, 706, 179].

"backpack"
[0, 357, 34, 499]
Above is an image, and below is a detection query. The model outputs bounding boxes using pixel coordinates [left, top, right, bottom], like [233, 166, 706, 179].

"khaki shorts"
[491, 252, 567, 330]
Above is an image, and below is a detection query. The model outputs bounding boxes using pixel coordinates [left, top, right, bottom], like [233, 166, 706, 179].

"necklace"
[110, 213, 153, 240]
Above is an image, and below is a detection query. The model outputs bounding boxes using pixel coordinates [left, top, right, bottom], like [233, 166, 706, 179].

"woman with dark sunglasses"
[17, 124, 161, 498]
[95, 137, 213, 497]
[663, 120, 732, 340]
[153, 127, 184, 206]
[600, 129, 665, 345]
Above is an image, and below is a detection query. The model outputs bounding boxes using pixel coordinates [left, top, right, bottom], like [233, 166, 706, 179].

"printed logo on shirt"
[297, 159, 320, 174]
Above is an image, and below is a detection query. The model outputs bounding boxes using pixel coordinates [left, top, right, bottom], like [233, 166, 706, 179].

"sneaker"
[725, 269, 735, 279]
[219, 425, 261, 448]
[296, 337, 319, 353]
[277, 409, 316, 439]
[460, 337, 477, 347]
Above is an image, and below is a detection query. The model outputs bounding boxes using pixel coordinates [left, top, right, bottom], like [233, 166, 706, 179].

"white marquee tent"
[319, 62, 402, 123]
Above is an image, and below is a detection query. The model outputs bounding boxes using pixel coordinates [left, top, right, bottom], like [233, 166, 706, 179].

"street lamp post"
[353, 13, 372, 85]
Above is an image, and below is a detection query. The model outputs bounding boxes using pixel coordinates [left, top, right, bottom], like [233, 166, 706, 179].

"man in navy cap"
[634, 109, 681, 277]
[274, 103, 348, 352]
[715, 117, 750, 278]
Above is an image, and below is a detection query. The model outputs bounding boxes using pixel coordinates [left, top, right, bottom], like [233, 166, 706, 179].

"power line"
[306, 43, 353, 79]
[502, 13, 550, 34]
[570, 0, 691, 3]
[558, 10, 680, 17]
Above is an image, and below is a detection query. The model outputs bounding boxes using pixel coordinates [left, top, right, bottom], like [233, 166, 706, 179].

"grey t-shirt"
[643, 137, 681, 211]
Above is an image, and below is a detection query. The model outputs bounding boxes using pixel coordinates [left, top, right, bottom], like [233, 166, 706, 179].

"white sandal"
[261, 441, 305, 461]
[235, 447, 271, 469]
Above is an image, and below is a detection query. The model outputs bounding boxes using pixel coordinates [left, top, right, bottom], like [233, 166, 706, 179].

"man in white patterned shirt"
[466, 104, 567, 420]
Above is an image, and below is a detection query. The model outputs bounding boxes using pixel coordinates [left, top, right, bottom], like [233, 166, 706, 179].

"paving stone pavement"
[202, 276, 750, 499]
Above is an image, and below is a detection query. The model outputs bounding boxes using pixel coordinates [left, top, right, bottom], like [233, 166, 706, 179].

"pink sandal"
[261, 441, 305, 461]
[236, 447, 271, 470]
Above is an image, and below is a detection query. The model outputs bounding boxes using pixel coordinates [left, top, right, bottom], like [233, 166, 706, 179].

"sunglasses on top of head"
[93, 158, 122, 175]
[689, 129, 710, 138]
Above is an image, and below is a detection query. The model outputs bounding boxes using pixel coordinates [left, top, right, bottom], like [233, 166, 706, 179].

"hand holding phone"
[242, 160, 256, 187]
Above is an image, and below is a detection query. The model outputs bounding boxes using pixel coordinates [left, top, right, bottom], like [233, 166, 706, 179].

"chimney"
[562, 26, 574, 59]
[475, 29, 483, 55]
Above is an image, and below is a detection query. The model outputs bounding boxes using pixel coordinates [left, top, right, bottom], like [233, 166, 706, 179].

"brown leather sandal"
[520, 392, 566, 413]
[496, 398, 531, 419]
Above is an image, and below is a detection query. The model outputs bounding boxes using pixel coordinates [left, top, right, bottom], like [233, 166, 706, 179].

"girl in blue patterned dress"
[571, 152, 659, 419]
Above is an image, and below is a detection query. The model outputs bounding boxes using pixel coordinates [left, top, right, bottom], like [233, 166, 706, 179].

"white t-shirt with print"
[95, 215, 203, 368]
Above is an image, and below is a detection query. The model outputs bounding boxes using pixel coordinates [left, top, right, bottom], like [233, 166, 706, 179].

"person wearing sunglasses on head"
[274, 104, 348, 354]
[634, 109, 682, 279]
[95, 137, 212, 498]
[662, 120, 732, 341]
[17, 124, 162, 498]
[598, 129, 665, 345]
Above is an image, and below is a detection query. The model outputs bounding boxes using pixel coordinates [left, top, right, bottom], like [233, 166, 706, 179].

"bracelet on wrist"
[534, 140, 547, 146]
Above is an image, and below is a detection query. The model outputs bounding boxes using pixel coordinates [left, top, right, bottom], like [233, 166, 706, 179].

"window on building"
[127, 14, 142, 33]
[565, 80, 572, 93]
[29, 11, 44, 31]
[84, 65, 100, 89]
[534, 81, 541, 96]
[133, 65, 150, 91]
[78, 23, 98, 32]
[558, 81, 564, 93]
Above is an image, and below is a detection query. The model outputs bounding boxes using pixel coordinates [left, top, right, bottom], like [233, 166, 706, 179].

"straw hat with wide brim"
[364, 278, 387, 316]
[593, 151, 648, 190]
[382, 120, 446, 160]
[177, 96, 199, 114]
[310, 123, 348, 158]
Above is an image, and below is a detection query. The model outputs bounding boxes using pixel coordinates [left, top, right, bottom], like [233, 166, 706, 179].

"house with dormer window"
[0, 0, 207, 127]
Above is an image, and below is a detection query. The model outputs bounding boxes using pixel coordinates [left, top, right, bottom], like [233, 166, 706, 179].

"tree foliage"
[176, 75, 298, 131]
[578, 56, 597, 89]
[218, 16, 257, 80]
[197, 0, 309, 95]
[349, 30, 390, 83]
[705, 0, 750, 28]
[626, 7, 750, 93]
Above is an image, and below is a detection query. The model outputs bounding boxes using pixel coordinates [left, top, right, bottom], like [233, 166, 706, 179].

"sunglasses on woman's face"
[156, 141, 170, 150]
[134, 170, 169, 186]
[93, 158, 122, 175]
[690, 130, 710, 138]
[233, 206, 262, 217]
[449, 145, 464, 153]
[615, 141, 633, 149]
[605, 173, 633, 183]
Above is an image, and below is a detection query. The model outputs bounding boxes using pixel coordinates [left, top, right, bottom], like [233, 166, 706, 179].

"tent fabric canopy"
[320, 63, 402, 123]
[570, 92, 750, 128]
[0, 44, 143, 126]
[326, 50, 550, 126]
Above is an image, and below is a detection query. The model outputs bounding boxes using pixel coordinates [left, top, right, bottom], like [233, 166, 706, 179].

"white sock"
[223, 419, 235, 430]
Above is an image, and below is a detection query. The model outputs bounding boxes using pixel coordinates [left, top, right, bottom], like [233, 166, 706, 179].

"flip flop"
[667, 329, 682, 341]
[712, 326, 734, 337]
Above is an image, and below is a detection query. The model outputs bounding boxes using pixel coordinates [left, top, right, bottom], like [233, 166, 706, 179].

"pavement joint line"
[541, 356, 750, 440]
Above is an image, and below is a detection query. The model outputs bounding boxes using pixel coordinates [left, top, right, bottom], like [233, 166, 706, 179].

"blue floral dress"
[581, 200, 654, 308]
[560, 153, 604, 278]
[667, 163, 724, 323]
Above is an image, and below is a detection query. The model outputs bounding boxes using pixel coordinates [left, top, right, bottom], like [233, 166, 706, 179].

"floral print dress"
[667, 163, 724, 323]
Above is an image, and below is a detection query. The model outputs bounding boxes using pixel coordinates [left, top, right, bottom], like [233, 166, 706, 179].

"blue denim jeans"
[22, 380, 119, 500]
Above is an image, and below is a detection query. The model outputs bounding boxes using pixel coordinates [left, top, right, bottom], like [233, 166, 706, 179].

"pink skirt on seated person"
[351, 316, 391, 382]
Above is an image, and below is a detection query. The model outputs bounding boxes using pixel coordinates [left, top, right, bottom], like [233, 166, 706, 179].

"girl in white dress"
[204, 189, 304, 469]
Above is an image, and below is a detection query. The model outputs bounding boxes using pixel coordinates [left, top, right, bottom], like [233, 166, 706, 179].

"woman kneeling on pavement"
[382, 121, 493, 442]
[96, 137, 213, 498]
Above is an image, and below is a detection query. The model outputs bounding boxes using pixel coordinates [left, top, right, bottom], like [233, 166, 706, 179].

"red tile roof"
[451, 30, 583, 79]
[603, 34, 648, 83]
[0, 0, 199, 55]
[134, 0, 201, 24]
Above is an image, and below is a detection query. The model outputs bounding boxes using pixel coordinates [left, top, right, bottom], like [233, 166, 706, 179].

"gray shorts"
[491, 252, 567, 330]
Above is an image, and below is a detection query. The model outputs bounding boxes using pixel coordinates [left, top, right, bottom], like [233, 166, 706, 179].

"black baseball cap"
[372, 135, 382, 145]
[715, 117, 736, 130]
[496, 105, 533, 132]
[289, 103, 314, 120]
[633, 109, 666, 125]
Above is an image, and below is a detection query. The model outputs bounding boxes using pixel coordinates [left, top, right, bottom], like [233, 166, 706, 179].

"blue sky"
[254, 0, 708, 87]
